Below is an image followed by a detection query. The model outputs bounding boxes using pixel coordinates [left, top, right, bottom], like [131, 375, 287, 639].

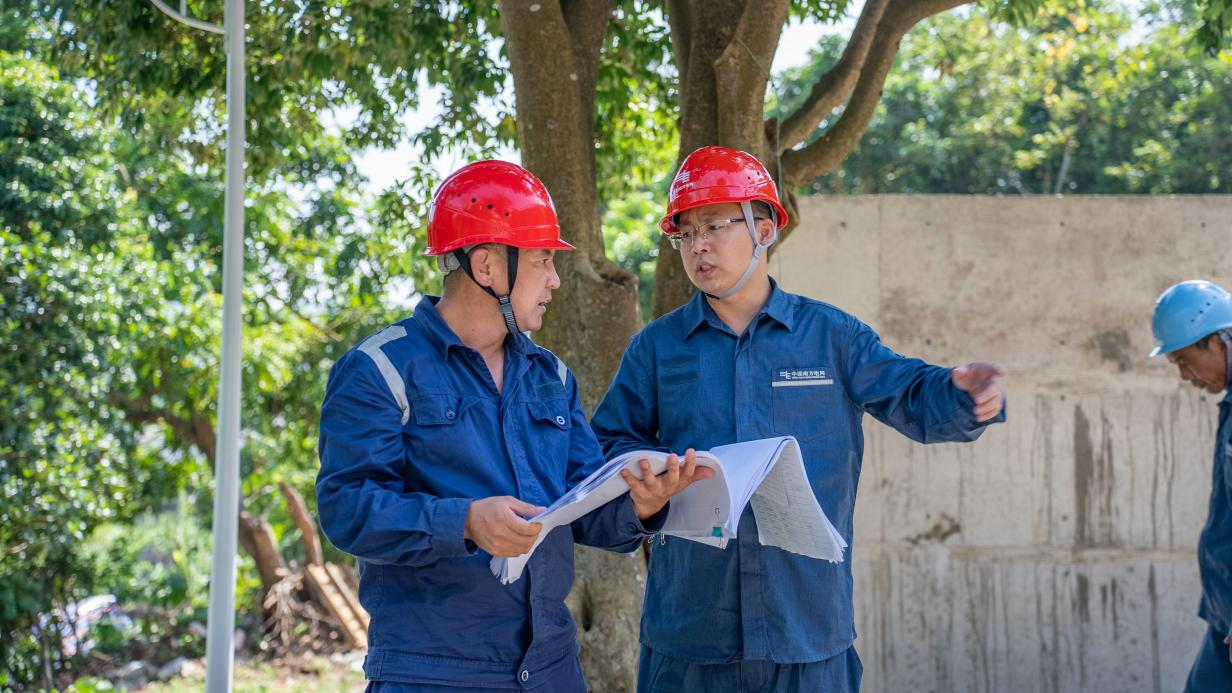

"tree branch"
[239, 510, 288, 599]
[280, 482, 324, 566]
[781, 0, 973, 187]
[775, 0, 890, 150]
[108, 390, 217, 464]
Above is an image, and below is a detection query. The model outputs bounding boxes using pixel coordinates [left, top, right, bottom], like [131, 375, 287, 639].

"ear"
[756, 217, 777, 246]
[1215, 332, 1230, 352]
[469, 247, 499, 289]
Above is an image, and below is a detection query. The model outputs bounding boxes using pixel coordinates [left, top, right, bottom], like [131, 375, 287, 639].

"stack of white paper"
[490, 436, 847, 584]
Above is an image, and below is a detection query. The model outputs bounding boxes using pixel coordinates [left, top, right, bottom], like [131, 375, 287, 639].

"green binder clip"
[711, 508, 722, 537]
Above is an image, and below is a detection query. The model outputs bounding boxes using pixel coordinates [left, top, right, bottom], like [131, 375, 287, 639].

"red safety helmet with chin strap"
[425, 160, 574, 335]
[425, 160, 576, 255]
[659, 146, 789, 235]
[660, 147, 789, 300]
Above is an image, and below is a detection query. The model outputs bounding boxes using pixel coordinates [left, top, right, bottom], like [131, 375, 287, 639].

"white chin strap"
[706, 201, 777, 300]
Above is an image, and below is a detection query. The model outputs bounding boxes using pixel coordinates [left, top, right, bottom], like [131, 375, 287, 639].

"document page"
[747, 438, 846, 561]
[492, 449, 720, 584]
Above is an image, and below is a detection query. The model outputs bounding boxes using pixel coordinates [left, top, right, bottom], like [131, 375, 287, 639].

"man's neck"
[705, 275, 773, 336]
[436, 292, 507, 361]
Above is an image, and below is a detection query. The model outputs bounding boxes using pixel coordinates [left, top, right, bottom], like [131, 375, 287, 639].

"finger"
[663, 454, 681, 487]
[974, 397, 1002, 422]
[622, 461, 655, 496]
[952, 366, 970, 387]
[508, 515, 542, 538]
[621, 468, 648, 494]
[638, 459, 663, 493]
[970, 363, 1007, 380]
[640, 458, 670, 490]
[499, 534, 535, 557]
[683, 449, 708, 482]
[972, 385, 1000, 406]
[508, 497, 546, 517]
[499, 503, 541, 530]
[679, 453, 698, 481]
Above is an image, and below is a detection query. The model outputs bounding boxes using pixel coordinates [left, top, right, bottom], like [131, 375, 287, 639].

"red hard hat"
[425, 160, 576, 255]
[659, 146, 789, 234]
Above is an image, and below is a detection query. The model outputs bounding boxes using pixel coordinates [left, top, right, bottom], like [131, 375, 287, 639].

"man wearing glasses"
[591, 146, 1007, 692]
[1148, 280, 1232, 692]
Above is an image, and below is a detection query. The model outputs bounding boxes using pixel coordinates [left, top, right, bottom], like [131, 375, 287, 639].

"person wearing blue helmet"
[1150, 279, 1232, 692]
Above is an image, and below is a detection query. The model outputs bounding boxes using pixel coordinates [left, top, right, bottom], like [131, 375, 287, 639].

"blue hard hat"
[1149, 280, 1232, 357]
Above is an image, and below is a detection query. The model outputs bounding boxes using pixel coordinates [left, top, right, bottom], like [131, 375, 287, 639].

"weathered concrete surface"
[773, 195, 1232, 692]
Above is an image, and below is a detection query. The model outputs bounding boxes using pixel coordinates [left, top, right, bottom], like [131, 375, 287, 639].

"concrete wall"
[772, 195, 1232, 693]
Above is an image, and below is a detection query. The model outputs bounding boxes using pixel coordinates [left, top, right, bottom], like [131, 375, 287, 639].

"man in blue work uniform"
[317, 160, 710, 692]
[591, 146, 1008, 692]
[1149, 280, 1232, 692]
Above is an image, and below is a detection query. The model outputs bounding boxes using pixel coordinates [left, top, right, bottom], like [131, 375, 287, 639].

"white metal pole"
[204, 0, 245, 690]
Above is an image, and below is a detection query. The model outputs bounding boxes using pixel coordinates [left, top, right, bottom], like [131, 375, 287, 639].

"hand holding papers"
[621, 449, 714, 521]
[490, 436, 847, 584]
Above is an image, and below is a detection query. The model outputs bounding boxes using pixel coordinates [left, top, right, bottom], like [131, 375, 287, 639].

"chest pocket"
[771, 369, 846, 444]
[525, 396, 572, 481]
[412, 393, 472, 426]
[404, 393, 487, 489]
[656, 352, 699, 441]
[528, 398, 572, 431]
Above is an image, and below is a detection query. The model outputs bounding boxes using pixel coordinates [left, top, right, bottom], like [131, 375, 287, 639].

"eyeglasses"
[668, 216, 766, 250]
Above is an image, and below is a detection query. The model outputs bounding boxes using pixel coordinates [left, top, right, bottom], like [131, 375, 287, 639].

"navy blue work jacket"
[317, 296, 658, 689]
[1198, 388, 1232, 634]
[591, 281, 1005, 664]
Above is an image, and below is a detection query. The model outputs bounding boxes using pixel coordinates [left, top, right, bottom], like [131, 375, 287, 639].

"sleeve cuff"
[948, 385, 980, 426]
[431, 497, 478, 558]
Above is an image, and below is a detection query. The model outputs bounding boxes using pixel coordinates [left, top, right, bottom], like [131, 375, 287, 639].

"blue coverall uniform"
[591, 282, 1004, 692]
[1186, 387, 1232, 692]
[318, 296, 663, 691]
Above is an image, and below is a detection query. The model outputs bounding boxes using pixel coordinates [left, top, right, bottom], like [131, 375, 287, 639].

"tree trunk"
[238, 510, 288, 601]
[499, 2, 646, 689]
[281, 482, 324, 566]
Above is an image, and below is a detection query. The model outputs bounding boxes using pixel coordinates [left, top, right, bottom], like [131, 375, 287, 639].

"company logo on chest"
[772, 367, 834, 388]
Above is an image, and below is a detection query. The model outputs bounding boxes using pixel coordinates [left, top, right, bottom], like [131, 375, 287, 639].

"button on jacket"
[591, 282, 1006, 664]
[318, 296, 659, 688]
